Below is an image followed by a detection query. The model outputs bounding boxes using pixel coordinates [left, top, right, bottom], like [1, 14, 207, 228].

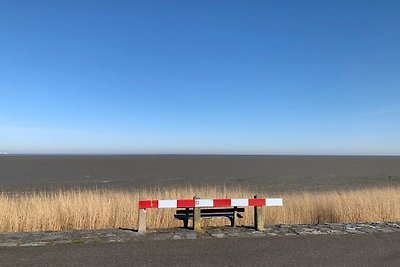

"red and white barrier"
[139, 198, 283, 209]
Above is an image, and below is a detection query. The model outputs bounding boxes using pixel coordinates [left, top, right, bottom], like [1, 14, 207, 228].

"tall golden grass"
[0, 186, 399, 232]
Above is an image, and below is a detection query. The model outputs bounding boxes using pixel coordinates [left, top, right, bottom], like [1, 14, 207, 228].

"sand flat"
[0, 155, 399, 192]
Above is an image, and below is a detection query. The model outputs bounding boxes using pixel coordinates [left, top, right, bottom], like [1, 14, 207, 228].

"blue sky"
[1, 1, 400, 155]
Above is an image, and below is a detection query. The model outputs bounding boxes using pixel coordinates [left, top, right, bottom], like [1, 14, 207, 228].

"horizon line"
[1, 153, 400, 157]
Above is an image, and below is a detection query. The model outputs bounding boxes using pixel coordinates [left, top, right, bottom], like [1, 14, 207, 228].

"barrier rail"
[137, 195, 283, 233]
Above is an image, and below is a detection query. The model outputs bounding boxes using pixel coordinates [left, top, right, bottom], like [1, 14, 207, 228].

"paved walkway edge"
[1, 221, 399, 247]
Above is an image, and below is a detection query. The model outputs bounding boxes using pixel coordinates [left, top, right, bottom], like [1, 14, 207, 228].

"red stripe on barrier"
[248, 198, 266, 206]
[139, 200, 158, 209]
[177, 199, 195, 208]
[139, 198, 277, 208]
[213, 199, 231, 207]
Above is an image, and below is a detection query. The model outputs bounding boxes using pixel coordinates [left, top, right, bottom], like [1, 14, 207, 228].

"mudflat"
[0, 155, 399, 192]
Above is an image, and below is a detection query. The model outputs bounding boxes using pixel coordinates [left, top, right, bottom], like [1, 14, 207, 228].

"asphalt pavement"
[1, 232, 399, 266]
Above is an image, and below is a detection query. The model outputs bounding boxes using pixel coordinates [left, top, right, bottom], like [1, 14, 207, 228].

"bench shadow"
[118, 227, 138, 232]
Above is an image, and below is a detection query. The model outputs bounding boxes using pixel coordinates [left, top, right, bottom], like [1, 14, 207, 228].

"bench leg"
[183, 208, 189, 228]
[232, 206, 237, 227]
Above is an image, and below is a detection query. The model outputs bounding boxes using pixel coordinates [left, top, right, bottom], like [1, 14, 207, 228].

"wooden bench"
[174, 207, 244, 228]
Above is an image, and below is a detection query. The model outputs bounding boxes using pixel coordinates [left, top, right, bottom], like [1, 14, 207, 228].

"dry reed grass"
[0, 186, 399, 232]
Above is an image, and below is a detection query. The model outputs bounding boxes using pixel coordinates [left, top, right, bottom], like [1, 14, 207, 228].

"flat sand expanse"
[0, 155, 399, 192]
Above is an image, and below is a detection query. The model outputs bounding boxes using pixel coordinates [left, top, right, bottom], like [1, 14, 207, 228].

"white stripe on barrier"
[195, 199, 213, 207]
[158, 200, 177, 208]
[266, 198, 283, 206]
[139, 197, 284, 209]
[231, 199, 249, 207]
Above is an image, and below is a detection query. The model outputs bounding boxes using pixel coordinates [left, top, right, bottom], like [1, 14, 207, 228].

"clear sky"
[1, 1, 399, 155]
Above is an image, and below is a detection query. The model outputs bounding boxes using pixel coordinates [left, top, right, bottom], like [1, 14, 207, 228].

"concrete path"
[1, 232, 400, 266]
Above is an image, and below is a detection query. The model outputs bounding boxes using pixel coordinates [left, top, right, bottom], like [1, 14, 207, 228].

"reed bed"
[0, 186, 399, 232]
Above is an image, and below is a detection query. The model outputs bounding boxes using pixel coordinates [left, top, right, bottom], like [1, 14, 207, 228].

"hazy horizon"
[1, 153, 400, 157]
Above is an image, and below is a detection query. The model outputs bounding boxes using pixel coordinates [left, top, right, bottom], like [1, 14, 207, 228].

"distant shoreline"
[2, 153, 400, 157]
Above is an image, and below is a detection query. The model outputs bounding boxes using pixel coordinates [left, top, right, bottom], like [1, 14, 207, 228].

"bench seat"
[174, 207, 244, 228]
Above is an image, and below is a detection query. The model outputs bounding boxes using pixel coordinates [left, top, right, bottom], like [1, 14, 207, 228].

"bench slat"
[175, 213, 243, 219]
[176, 208, 244, 214]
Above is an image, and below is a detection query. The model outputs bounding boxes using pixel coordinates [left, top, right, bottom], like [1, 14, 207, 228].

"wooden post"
[232, 206, 238, 227]
[193, 196, 202, 231]
[254, 195, 264, 231]
[138, 208, 147, 233]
